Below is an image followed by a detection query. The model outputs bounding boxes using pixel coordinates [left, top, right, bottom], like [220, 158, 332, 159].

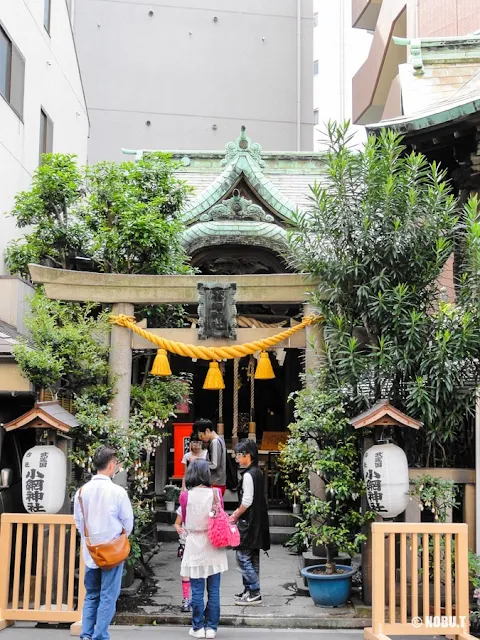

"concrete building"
[0, 0, 89, 276]
[352, 0, 480, 125]
[70, 0, 314, 162]
[313, 0, 371, 148]
[0, 0, 88, 420]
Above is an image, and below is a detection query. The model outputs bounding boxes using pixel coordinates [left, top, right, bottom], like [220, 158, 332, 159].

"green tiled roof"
[182, 128, 305, 225]
[182, 220, 288, 255]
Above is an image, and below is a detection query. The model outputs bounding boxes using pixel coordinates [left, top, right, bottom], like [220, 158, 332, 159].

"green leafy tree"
[5, 155, 86, 273]
[14, 289, 110, 397]
[288, 122, 480, 467]
[5, 152, 192, 277]
[16, 290, 190, 566]
[279, 382, 375, 573]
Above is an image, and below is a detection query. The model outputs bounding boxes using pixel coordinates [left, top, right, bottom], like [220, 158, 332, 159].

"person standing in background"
[193, 419, 227, 496]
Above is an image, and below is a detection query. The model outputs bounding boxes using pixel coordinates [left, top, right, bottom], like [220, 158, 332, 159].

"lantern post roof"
[350, 400, 422, 430]
[4, 401, 79, 434]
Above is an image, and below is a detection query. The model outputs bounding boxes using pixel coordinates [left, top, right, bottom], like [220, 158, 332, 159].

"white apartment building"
[313, 0, 372, 148]
[0, 0, 89, 275]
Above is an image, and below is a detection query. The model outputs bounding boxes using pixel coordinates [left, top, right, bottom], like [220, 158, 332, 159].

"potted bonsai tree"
[164, 484, 181, 512]
[280, 383, 375, 607]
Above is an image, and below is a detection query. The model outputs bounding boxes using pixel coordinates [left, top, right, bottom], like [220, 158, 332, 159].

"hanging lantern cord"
[248, 356, 256, 441]
[232, 358, 239, 445]
[249, 356, 255, 422]
[217, 362, 225, 435]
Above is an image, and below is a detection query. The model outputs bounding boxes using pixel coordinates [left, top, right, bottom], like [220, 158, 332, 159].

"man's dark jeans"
[236, 548, 260, 592]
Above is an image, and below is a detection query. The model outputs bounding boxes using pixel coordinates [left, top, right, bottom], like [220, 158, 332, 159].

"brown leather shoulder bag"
[78, 487, 130, 569]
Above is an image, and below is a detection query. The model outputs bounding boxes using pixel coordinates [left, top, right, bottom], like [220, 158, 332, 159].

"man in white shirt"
[74, 446, 134, 640]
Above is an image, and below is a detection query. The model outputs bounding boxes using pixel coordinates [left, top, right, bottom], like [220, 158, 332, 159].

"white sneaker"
[205, 629, 216, 639]
[189, 629, 206, 639]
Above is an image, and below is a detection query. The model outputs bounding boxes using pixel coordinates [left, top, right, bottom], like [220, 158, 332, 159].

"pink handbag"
[208, 488, 240, 548]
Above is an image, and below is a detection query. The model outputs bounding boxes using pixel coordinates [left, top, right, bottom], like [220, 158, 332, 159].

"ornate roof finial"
[221, 126, 265, 167]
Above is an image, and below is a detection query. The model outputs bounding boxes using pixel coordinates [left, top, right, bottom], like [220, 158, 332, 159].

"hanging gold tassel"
[150, 349, 172, 376]
[203, 361, 225, 390]
[255, 351, 275, 380]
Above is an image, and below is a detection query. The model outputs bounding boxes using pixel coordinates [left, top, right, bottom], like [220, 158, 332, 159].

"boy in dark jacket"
[229, 439, 270, 605]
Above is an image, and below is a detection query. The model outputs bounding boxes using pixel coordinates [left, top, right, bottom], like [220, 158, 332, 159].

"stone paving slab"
[115, 542, 370, 629]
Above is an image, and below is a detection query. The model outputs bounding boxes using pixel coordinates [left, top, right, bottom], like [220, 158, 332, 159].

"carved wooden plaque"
[197, 282, 237, 340]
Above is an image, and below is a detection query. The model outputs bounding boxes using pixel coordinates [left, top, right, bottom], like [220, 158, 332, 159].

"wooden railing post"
[365, 522, 476, 640]
[0, 518, 13, 631]
[372, 523, 385, 635]
[456, 526, 470, 634]
[0, 514, 84, 636]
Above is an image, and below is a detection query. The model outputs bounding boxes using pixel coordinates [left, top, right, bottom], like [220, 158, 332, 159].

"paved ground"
[0, 625, 445, 640]
[115, 542, 367, 629]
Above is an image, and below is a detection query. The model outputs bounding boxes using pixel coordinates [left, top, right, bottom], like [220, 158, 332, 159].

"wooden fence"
[0, 513, 85, 635]
[365, 522, 475, 640]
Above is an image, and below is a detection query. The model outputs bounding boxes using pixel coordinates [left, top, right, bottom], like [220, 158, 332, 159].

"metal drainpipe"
[339, 0, 345, 122]
[296, 0, 301, 151]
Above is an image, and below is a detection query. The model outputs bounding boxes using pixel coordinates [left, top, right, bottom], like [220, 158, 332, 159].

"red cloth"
[212, 484, 226, 496]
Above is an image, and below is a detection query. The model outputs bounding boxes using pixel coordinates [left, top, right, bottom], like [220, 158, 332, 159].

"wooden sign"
[260, 431, 288, 451]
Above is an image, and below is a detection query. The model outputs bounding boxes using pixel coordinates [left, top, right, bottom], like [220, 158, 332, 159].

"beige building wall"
[0, 362, 32, 393]
[352, 0, 480, 124]
[71, 0, 314, 161]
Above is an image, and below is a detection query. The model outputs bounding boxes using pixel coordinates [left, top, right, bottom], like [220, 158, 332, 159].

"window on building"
[314, 12, 319, 27]
[44, 0, 51, 34]
[314, 109, 319, 125]
[39, 108, 54, 163]
[0, 26, 11, 102]
[0, 25, 25, 119]
[314, 59, 319, 75]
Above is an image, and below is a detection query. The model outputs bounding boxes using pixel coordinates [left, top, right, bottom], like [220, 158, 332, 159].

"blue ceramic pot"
[301, 564, 354, 607]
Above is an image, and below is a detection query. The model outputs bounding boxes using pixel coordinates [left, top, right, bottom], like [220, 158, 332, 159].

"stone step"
[156, 522, 295, 545]
[267, 509, 297, 528]
[156, 522, 179, 542]
[269, 525, 295, 545]
[155, 507, 296, 527]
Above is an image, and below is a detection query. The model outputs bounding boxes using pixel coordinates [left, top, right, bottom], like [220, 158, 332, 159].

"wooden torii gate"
[29, 265, 322, 431]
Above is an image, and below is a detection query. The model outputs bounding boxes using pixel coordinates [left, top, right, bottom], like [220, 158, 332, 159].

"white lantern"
[363, 443, 409, 518]
[22, 445, 66, 514]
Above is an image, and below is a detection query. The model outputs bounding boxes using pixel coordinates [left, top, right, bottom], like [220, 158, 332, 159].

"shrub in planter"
[280, 383, 375, 606]
[164, 484, 181, 511]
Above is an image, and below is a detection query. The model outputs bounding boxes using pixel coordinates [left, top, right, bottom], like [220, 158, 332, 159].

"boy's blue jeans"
[190, 572, 221, 631]
[80, 563, 123, 640]
[236, 548, 260, 592]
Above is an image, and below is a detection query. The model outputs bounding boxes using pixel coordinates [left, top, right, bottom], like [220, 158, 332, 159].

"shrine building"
[30, 127, 325, 494]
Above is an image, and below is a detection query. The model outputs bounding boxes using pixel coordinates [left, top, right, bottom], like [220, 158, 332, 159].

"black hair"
[93, 445, 117, 472]
[189, 432, 202, 443]
[185, 458, 211, 489]
[193, 418, 213, 434]
[234, 439, 258, 464]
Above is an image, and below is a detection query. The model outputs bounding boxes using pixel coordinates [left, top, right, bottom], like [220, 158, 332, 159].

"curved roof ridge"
[182, 126, 303, 225]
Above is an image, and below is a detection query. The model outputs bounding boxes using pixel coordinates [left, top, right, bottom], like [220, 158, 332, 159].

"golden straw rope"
[109, 314, 321, 361]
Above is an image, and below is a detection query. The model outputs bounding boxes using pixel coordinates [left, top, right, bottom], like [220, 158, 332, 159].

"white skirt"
[180, 530, 228, 579]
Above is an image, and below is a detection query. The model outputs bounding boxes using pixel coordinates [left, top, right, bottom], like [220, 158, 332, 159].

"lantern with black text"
[22, 445, 66, 514]
[363, 443, 409, 518]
